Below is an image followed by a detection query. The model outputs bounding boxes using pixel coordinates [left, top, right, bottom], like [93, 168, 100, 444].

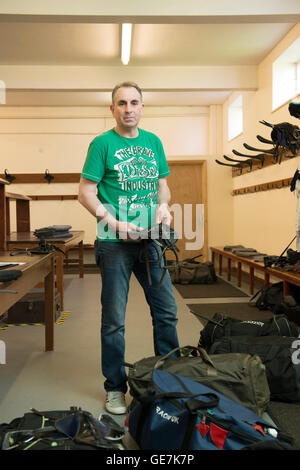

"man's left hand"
[156, 203, 172, 226]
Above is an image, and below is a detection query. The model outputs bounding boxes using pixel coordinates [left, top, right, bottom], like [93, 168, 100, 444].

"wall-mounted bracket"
[4, 169, 16, 184]
[44, 169, 54, 184]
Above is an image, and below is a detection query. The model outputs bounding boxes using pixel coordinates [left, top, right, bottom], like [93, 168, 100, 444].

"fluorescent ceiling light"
[121, 24, 132, 65]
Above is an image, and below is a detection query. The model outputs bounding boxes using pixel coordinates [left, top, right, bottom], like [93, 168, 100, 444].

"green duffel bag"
[168, 256, 217, 285]
[126, 345, 270, 417]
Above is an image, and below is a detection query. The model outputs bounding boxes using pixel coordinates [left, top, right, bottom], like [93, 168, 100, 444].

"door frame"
[167, 159, 208, 261]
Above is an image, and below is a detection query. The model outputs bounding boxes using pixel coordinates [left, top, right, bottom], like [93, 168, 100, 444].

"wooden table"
[6, 231, 84, 310]
[211, 246, 300, 295]
[0, 252, 55, 351]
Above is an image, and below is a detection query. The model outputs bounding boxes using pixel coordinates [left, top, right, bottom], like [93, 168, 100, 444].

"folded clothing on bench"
[252, 253, 268, 263]
[231, 248, 257, 254]
[224, 245, 245, 251]
[222, 246, 270, 262]
[232, 250, 269, 261]
[34, 225, 73, 239]
[235, 252, 258, 258]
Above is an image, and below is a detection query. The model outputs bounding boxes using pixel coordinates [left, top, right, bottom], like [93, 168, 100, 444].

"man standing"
[78, 82, 179, 415]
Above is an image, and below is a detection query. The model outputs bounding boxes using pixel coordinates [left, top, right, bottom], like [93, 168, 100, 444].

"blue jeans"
[94, 240, 180, 393]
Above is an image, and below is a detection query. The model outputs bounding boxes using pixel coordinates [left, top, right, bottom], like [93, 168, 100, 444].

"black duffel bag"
[198, 312, 299, 351]
[249, 281, 284, 311]
[276, 299, 300, 326]
[209, 336, 300, 403]
[250, 282, 300, 326]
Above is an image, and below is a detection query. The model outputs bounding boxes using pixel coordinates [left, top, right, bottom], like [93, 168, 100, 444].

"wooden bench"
[211, 246, 300, 295]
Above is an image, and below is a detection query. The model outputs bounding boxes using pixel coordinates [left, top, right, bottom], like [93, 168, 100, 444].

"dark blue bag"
[128, 369, 293, 450]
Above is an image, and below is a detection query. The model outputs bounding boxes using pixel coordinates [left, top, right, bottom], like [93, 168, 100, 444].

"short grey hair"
[112, 81, 143, 104]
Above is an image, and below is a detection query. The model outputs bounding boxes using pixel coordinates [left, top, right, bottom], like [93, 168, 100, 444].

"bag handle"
[154, 345, 215, 370]
[178, 254, 203, 265]
[138, 389, 219, 410]
[154, 345, 196, 369]
[249, 287, 266, 307]
[177, 255, 203, 284]
[273, 315, 295, 337]
[185, 395, 220, 413]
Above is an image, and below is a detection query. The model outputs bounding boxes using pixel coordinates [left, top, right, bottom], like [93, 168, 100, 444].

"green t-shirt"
[81, 128, 170, 241]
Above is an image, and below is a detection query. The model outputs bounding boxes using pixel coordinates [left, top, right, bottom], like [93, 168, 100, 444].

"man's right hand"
[100, 210, 143, 241]
[116, 221, 144, 242]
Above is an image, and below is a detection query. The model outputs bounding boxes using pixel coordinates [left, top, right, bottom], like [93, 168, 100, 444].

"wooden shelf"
[6, 192, 31, 201]
[28, 195, 78, 201]
[232, 177, 293, 196]
[0, 172, 80, 184]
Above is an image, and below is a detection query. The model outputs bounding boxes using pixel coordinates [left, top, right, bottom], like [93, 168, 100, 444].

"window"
[272, 37, 300, 111]
[228, 94, 243, 141]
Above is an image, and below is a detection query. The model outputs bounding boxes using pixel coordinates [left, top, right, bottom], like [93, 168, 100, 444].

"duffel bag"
[126, 345, 270, 416]
[276, 299, 300, 326]
[168, 255, 217, 284]
[127, 369, 293, 450]
[209, 336, 300, 402]
[198, 312, 298, 351]
[249, 281, 284, 311]
[0, 407, 125, 450]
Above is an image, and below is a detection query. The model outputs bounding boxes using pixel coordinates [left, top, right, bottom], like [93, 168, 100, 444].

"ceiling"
[0, 5, 298, 107]
[0, 22, 295, 67]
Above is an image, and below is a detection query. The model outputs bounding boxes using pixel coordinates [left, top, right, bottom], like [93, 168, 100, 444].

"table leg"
[0, 184, 6, 251]
[227, 258, 231, 281]
[219, 254, 223, 275]
[44, 256, 55, 351]
[5, 198, 10, 236]
[237, 262, 242, 287]
[283, 282, 290, 296]
[79, 240, 84, 278]
[55, 251, 65, 311]
[249, 266, 254, 294]
[264, 272, 270, 286]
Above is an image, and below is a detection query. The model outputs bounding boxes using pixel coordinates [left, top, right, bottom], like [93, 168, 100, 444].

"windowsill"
[272, 93, 300, 114]
[227, 131, 243, 143]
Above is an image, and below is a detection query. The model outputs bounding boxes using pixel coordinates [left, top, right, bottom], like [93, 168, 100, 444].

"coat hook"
[44, 169, 54, 184]
[4, 169, 16, 184]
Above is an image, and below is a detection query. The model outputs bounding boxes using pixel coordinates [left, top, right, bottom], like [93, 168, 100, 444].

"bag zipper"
[198, 411, 269, 445]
